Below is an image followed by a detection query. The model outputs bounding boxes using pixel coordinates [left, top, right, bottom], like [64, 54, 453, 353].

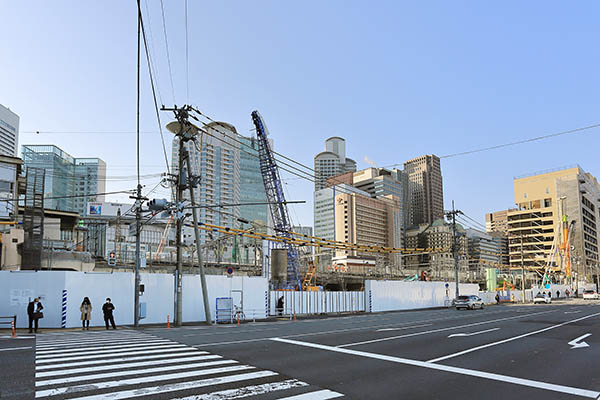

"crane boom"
[251, 111, 300, 289]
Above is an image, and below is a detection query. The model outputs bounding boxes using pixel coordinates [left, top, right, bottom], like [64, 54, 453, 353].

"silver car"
[455, 295, 484, 310]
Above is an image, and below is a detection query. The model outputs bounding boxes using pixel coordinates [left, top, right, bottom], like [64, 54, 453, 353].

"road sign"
[227, 267, 233, 276]
[445, 283, 449, 289]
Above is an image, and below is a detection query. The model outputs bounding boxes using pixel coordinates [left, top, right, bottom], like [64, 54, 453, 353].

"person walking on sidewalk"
[102, 298, 116, 330]
[80, 297, 92, 330]
[27, 297, 44, 333]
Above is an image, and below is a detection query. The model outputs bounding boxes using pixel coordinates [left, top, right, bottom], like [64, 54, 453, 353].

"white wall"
[270, 290, 365, 316]
[0, 271, 268, 328]
[365, 280, 480, 312]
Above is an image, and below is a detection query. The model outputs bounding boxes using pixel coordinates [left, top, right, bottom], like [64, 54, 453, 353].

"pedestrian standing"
[556, 290, 560, 299]
[27, 297, 44, 333]
[276, 296, 284, 316]
[102, 298, 116, 330]
[80, 297, 92, 330]
[495, 293, 500, 304]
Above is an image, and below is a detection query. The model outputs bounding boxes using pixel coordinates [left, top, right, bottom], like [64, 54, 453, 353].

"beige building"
[508, 166, 600, 283]
[332, 192, 403, 274]
[485, 210, 509, 234]
[404, 155, 444, 226]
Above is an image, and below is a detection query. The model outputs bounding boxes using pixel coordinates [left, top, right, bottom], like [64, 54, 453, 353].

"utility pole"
[164, 105, 212, 326]
[445, 201, 462, 299]
[133, 0, 142, 328]
[520, 232, 526, 303]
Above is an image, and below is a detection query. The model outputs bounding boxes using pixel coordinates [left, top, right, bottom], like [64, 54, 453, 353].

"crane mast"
[251, 111, 300, 289]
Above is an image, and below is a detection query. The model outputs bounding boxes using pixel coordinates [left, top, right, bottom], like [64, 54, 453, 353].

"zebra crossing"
[34, 330, 344, 399]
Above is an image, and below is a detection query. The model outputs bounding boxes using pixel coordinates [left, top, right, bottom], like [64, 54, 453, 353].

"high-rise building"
[404, 154, 444, 227]
[314, 137, 356, 191]
[172, 122, 240, 252]
[485, 210, 509, 234]
[466, 228, 504, 280]
[0, 104, 19, 157]
[333, 191, 403, 270]
[238, 136, 268, 228]
[352, 167, 409, 232]
[314, 183, 367, 241]
[21, 145, 106, 215]
[508, 166, 600, 283]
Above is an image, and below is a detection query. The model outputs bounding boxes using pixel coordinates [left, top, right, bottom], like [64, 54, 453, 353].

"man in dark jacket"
[27, 297, 43, 333]
[102, 298, 116, 329]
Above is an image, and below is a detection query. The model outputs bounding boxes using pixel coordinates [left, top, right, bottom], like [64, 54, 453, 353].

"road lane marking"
[192, 309, 545, 347]
[565, 310, 581, 314]
[36, 359, 239, 386]
[174, 379, 309, 400]
[271, 337, 600, 399]
[277, 389, 344, 399]
[35, 365, 255, 397]
[35, 354, 221, 378]
[428, 312, 600, 363]
[0, 346, 32, 351]
[568, 333, 591, 349]
[377, 324, 432, 332]
[35, 349, 209, 370]
[48, 370, 279, 400]
[448, 328, 499, 338]
[36, 346, 197, 364]
[337, 310, 555, 348]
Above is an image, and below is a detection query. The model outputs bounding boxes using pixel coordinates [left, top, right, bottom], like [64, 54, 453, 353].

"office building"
[314, 183, 367, 241]
[21, 145, 106, 215]
[508, 165, 600, 283]
[466, 228, 504, 280]
[314, 137, 356, 191]
[485, 210, 509, 234]
[404, 219, 469, 280]
[333, 191, 403, 271]
[0, 155, 24, 222]
[0, 104, 19, 157]
[404, 154, 444, 226]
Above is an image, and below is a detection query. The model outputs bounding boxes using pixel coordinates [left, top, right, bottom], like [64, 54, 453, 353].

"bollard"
[237, 314, 240, 326]
[11, 319, 16, 338]
[293, 311, 296, 322]
[167, 315, 170, 329]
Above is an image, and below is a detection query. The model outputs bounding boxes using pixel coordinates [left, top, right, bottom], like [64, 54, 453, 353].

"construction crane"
[251, 111, 301, 289]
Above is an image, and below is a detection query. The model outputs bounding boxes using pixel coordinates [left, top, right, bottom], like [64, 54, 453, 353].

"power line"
[139, 3, 171, 179]
[159, 0, 176, 104]
[142, 0, 163, 106]
[441, 123, 600, 159]
[184, 0, 189, 104]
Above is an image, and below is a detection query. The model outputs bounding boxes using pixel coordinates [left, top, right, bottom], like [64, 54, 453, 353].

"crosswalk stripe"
[61, 370, 279, 400]
[36, 339, 173, 354]
[36, 346, 197, 364]
[36, 338, 161, 350]
[36, 359, 239, 387]
[36, 331, 144, 341]
[36, 334, 153, 347]
[36, 349, 209, 370]
[174, 379, 309, 400]
[35, 365, 256, 398]
[35, 354, 222, 378]
[36, 343, 186, 360]
[277, 389, 345, 399]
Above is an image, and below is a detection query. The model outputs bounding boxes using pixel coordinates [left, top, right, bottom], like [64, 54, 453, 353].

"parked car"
[455, 295, 484, 310]
[533, 293, 551, 304]
[583, 290, 600, 300]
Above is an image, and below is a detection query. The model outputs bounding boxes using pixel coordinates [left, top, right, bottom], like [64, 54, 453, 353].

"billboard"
[87, 202, 134, 217]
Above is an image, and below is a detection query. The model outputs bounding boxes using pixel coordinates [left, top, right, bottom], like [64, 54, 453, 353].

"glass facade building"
[21, 145, 106, 214]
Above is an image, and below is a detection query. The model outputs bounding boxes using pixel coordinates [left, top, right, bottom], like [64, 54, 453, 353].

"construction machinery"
[251, 111, 301, 289]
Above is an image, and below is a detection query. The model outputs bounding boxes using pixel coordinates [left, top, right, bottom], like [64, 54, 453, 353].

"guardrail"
[0, 315, 17, 337]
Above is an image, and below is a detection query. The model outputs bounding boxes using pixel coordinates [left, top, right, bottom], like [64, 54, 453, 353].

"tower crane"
[251, 111, 301, 289]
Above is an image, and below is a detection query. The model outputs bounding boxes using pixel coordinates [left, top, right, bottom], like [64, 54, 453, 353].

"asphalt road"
[2, 301, 599, 399]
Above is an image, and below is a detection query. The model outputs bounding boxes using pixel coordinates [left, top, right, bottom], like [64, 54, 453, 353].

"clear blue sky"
[2, 1, 599, 228]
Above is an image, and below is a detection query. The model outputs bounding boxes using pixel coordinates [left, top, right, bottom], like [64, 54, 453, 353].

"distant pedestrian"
[495, 293, 500, 304]
[27, 297, 44, 333]
[102, 298, 116, 330]
[80, 297, 92, 330]
[556, 290, 560, 299]
[566, 289, 570, 297]
[276, 296, 284, 316]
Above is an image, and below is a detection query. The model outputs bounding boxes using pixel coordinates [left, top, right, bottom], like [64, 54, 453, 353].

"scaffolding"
[22, 167, 45, 270]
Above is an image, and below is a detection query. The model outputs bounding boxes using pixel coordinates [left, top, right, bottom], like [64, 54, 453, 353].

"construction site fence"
[269, 290, 365, 316]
